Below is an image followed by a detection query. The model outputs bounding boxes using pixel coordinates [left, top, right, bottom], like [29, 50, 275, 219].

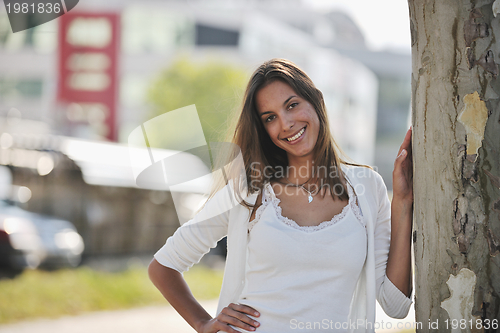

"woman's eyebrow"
[283, 95, 296, 106]
[259, 95, 297, 117]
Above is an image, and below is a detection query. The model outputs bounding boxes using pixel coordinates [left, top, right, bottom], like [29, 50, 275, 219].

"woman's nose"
[281, 114, 295, 131]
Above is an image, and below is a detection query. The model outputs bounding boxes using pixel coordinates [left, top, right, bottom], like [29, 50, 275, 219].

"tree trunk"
[408, 0, 500, 331]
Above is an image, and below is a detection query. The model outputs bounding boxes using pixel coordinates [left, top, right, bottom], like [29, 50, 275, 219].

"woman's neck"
[286, 156, 314, 184]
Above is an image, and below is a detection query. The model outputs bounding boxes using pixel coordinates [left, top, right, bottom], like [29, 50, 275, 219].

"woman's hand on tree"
[197, 303, 260, 333]
[392, 127, 413, 205]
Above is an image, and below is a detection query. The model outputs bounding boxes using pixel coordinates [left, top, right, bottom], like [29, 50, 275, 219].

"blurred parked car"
[0, 200, 84, 271]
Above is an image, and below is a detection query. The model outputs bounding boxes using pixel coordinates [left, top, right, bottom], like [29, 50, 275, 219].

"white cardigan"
[154, 165, 412, 332]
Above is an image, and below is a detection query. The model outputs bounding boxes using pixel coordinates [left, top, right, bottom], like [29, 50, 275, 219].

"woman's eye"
[288, 102, 298, 110]
[265, 115, 276, 122]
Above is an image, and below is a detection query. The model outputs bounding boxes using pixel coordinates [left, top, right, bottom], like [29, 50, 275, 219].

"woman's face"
[255, 80, 320, 162]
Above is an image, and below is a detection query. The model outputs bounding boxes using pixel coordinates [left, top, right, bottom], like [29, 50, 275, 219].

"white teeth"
[286, 127, 305, 142]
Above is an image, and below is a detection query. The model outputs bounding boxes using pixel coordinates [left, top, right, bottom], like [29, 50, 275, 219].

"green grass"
[0, 264, 223, 324]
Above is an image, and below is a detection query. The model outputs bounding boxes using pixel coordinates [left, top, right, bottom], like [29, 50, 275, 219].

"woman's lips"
[283, 126, 306, 144]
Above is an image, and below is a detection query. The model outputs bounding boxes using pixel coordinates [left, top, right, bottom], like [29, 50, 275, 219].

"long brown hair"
[212, 58, 366, 208]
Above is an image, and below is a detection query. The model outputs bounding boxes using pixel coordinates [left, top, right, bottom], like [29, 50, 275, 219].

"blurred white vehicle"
[0, 200, 84, 271]
[0, 166, 84, 272]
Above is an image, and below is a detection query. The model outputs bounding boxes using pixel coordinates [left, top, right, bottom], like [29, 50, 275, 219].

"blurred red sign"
[57, 12, 119, 141]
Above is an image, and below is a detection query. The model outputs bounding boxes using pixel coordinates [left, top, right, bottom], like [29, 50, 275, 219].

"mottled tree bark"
[408, 0, 500, 332]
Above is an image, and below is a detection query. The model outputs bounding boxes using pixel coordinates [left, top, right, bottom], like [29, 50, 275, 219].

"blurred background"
[0, 0, 414, 331]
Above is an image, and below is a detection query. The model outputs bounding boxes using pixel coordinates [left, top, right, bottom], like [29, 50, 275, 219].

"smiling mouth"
[285, 127, 305, 142]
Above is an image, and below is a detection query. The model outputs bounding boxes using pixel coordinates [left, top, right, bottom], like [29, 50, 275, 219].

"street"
[0, 300, 415, 333]
[0, 300, 218, 333]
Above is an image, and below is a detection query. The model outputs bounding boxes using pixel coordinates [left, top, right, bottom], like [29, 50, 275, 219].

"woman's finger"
[222, 306, 260, 327]
[394, 148, 408, 168]
[213, 318, 242, 333]
[396, 127, 412, 154]
[217, 312, 259, 331]
[230, 303, 260, 317]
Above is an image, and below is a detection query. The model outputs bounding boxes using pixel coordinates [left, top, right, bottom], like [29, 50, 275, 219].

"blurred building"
[0, 0, 410, 256]
[0, 0, 386, 163]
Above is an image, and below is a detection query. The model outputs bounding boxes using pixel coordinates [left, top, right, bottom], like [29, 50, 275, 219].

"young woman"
[148, 58, 413, 333]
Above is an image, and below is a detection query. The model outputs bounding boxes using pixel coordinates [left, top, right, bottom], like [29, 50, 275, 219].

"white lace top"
[248, 181, 364, 233]
[154, 166, 413, 330]
[235, 182, 367, 332]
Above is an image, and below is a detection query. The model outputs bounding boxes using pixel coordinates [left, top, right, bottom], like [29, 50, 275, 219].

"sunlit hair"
[210, 58, 368, 208]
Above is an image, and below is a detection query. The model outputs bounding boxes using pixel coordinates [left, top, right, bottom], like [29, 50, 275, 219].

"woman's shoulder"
[341, 163, 383, 185]
[341, 164, 388, 211]
[201, 180, 258, 215]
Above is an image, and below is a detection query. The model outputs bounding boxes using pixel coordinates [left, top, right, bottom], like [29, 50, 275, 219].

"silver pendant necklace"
[285, 177, 315, 203]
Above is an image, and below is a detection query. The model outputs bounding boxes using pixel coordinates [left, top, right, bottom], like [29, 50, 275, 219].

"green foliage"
[147, 58, 248, 148]
[0, 265, 223, 324]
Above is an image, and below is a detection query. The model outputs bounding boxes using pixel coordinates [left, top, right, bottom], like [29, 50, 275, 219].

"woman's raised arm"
[386, 127, 413, 297]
